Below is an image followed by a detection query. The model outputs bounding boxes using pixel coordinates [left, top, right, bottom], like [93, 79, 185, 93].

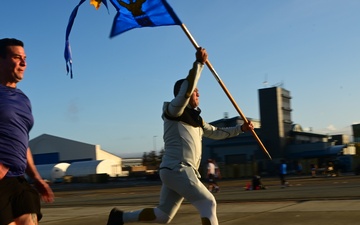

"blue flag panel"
[109, 0, 182, 37]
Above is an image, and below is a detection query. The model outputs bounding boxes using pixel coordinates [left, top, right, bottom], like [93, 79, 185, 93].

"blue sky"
[2, 0, 359, 157]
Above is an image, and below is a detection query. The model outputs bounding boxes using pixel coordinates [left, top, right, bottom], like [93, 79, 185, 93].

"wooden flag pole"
[180, 24, 272, 160]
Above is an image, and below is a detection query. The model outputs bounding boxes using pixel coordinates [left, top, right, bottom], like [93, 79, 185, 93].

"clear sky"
[2, 0, 359, 157]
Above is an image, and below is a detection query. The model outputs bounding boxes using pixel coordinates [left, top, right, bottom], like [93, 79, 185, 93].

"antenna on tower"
[263, 74, 268, 87]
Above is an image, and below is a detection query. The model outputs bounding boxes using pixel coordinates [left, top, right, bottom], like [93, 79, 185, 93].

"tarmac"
[40, 200, 360, 225]
[39, 175, 360, 225]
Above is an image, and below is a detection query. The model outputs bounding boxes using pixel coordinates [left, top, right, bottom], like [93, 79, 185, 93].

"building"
[202, 116, 260, 164]
[29, 134, 122, 178]
[258, 86, 293, 159]
[353, 124, 360, 143]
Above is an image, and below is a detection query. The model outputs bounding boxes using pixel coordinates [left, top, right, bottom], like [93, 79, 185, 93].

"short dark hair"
[0, 38, 24, 58]
[173, 79, 186, 97]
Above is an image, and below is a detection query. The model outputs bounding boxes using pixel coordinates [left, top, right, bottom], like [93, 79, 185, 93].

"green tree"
[142, 150, 164, 168]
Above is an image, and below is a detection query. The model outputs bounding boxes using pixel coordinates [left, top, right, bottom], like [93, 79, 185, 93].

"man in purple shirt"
[0, 38, 54, 225]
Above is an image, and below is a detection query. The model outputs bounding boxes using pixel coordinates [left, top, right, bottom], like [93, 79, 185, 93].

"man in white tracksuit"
[107, 47, 254, 225]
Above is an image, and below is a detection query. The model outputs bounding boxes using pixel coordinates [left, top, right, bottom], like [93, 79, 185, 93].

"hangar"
[29, 134, 122, 178]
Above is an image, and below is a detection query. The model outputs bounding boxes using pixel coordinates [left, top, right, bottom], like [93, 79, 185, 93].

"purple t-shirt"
[0, 84, 34, 177]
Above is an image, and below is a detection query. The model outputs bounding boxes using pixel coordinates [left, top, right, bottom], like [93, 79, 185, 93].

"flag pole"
[180, 23, 272, 160]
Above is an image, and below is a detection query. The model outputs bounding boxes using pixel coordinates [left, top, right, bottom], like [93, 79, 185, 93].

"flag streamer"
[64, 0, 109, 78]
[64, 0, 86, 78]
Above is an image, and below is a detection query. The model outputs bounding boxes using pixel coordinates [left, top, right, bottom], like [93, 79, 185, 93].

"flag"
[109, 0, 182, 37]
[64, 0, 181, 78]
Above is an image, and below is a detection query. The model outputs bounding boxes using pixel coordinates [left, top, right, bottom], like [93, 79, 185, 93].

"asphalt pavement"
[40, 174, 360, 225]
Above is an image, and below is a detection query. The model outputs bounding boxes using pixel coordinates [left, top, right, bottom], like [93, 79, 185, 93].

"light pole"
[153, 135, 157, 151]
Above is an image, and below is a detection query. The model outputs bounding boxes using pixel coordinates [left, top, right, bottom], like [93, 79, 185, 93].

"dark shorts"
[208, 174, 216, 183]
[0, 176, 42, 225]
